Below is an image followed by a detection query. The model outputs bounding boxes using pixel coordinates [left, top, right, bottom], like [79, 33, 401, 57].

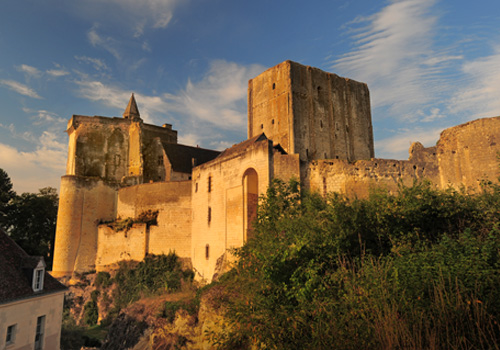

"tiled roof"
[0, 228, 66, 305]
[216, 133, 268, 160]
[162, 142, 221, 174]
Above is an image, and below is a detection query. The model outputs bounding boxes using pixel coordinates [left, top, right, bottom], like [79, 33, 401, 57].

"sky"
[1, 0, 499, 193]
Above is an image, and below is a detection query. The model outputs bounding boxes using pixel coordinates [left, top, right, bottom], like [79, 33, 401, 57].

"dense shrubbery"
[210, 179, 500, 350]
[112, 253, 195, 310]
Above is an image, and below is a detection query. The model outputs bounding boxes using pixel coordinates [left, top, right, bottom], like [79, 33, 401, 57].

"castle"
[51, 60, 500, 281]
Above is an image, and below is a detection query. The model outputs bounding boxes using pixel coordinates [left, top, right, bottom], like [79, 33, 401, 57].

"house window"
[208, 176, 212, 192]
[34, 316, 45, 350]
[33, 268, 44, 292]
[205, 244, 210, 259]
[208, 207, 212, 223]
[5, 324, 16, 345]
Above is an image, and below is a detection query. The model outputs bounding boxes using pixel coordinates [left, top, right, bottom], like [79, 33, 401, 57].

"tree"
[7, 187, 59, 267]
[0, 168, 16, 229]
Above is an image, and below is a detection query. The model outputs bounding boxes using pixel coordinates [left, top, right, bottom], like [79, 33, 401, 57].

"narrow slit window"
[208, 207, 212, 223]
[208, 176, 212, 192]
[205, 244, 210, 259]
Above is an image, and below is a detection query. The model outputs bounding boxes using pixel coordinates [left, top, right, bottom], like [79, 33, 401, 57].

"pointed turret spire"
[123, 93, 141, 120]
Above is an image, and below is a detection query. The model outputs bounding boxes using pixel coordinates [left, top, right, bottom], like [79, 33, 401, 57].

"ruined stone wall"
[52, 176, 117, 277]
[305, 117, 500, 197]
[191, 139, 273, 281]
[436, 117, 500, 191]
[306, 157, 439, 198]
[248, 60, 374, 163]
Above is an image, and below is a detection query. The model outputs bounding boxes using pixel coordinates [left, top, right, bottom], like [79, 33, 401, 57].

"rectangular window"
[208, 207, 212, 223]
[6, 324, 16, 345]
[33, 268, 44, 292]
[205, 244, 209, 259]
[208, 176, 212, 192]
[34, 316, 45, 350]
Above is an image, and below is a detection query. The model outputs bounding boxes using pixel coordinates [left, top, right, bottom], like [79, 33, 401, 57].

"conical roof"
[123, 93, 141, 120]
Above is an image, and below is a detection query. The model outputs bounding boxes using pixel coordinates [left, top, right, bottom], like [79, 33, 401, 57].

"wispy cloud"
[22, 108, 67, 125]
[170, 60, 265, 130]
[450, 46, 500, 119]
[46, 69, 70, 77]
[17, 64, 42, 78]
[0, 79, 42, 99]
[375, 126, 443, 159]
[0, 135, 66, 193]
[81, 0, 182, 37]
[88, 24, 121, 59]
[75, 55, 109, 71]
[332, 0, 459, 117]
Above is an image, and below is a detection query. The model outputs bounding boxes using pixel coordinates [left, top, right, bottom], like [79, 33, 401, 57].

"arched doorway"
[243, 168, 258, 242]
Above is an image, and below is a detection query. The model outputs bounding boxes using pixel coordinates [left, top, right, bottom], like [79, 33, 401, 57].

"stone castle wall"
[95, 181, 192, 270]
[436, 117, 500, 191]
[305, 117, 500, 198]
[52, 176, 118, 277]
[190, 137, 273, 281]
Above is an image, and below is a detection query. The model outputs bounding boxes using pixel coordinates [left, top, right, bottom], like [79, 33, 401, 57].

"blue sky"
[1, 0, 499, 193]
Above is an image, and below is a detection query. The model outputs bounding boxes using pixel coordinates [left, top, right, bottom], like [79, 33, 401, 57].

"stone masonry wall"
[436, 117, 500, 191]
[95, 181, 193, 270]
[248, 60, 374, 164]
[52, 176, 117, 277]
[191, 139, 273, 281]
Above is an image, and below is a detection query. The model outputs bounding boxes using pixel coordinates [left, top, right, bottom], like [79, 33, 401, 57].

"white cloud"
[80, 0, 182, 38]
[449, 46, 500, 119]
[375, 127, 443, 159]
[75, 55, 109, 71]
[46, 69, 70, 77]
[332, 0, 457, 117]
[16, 64, 41, 77]
[0, 135, 66, 193]
[170, 60, 265, 129]
[0, 79, 42, 99]
[88, 24, 121, 59]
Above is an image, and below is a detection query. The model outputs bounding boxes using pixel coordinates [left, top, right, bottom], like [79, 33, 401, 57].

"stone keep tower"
[248, 60, 374, 162]
[52, 95, 177, 277]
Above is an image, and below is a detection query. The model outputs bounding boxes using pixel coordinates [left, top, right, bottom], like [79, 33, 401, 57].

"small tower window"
[6, 324, 16, 345]
[272, 83, 276, 90]
[260, 124, 264, 129]
[208, 207, 212, 223]
[205, 244, 210, 259]
[208, 176, 212, 192]
[195, 183, 198, 192]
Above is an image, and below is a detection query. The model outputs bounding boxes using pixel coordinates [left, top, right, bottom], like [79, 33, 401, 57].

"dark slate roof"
[161, 142, 221, 174]
[0, 228, 67, 304]
[216, 133, 268, 160]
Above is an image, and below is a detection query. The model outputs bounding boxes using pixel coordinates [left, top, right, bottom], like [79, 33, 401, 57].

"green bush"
[95, 271, 112, 289]
[210, 179, 500, 349]
[83, 300, 99, 326]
